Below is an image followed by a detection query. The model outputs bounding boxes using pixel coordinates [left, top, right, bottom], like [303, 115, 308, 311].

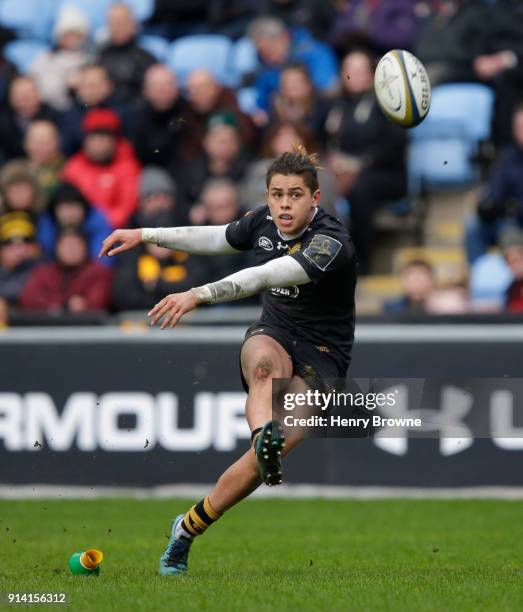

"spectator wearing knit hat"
[134, 166, 184, 226]
[0, 160, 44, 214]
[29, 6, 91, 112]
[20, 228, 113, 314]
[62, 108, 141, 228]
[36, 182, 112, 265]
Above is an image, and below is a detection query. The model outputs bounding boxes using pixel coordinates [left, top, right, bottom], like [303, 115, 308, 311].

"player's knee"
[253, 355, 274, 382]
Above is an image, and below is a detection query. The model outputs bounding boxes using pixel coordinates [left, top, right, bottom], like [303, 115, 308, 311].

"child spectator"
[384, 260, 436, 315]
[63, 109, 141, 228]
[20, 229, 112, 313]
[29, 6, 91, 112]
[97, 3, 155, 103]
[132, 65, 187, 169]
[37, 182, 111, 265]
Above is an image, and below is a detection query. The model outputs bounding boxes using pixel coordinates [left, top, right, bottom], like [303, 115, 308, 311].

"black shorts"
[239, 320, 350, 393]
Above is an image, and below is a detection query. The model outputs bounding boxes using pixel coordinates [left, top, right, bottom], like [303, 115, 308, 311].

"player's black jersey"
[225, 205, 357, 366]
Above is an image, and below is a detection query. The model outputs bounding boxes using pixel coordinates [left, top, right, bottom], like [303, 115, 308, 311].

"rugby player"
[99, 147, 357, 575]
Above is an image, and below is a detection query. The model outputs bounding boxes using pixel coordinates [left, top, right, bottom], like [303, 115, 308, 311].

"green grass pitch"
[0, 498, 522, 611]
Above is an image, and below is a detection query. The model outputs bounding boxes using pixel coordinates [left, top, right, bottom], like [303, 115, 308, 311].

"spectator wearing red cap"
[62, 108, 141, 228]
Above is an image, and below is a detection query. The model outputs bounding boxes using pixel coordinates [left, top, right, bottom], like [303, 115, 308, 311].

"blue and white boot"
[159, 514, 192, 576]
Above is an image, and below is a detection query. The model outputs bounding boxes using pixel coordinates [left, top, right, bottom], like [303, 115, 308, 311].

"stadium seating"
[167, 35, 233, 87]
[57, 0, 113, 32]
[139, 35, 169, 62]
[409, 83, 495, 189]
[4, 39, 49, 73]
[469, 252, 512, 306]
[237, 87, 258, 115]
[230, 37, 259, 88]
[0, 0, 55, 41]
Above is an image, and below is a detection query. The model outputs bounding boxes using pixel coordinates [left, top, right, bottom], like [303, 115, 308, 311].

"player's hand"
[148, 290, 198, 330]
[99, 228, 142, 258]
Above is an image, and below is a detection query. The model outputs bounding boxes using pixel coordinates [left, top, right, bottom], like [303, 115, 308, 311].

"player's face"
[267, 174, 319, 235]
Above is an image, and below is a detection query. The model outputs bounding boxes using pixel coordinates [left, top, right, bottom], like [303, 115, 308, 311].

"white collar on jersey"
[277, 207, 318, 241]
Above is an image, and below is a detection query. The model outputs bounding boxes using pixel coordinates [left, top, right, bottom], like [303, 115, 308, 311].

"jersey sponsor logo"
[258, 236, 274, 251]
[303, 234, 342, 271]
[270, 285, 300, 299]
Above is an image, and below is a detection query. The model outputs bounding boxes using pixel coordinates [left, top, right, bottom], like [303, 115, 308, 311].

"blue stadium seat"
[470, 252, 512, 305]
[0, 0, 55, 41]
[237, 87, 258, 115]
[409, 138, 476, 189]
[230, 37, 259, 88]
[412, 83, 494, 142]
[121, 0, 154, 21]
[408, 83, 495, 189]
[57, 0, 112, 32]
[167, 35, 233, 87]
[4, 40, 50, 73]
[139, 35, 169, 62]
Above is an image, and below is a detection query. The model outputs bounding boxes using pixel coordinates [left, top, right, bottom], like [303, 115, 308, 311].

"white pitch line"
[2, 484, 523, 500]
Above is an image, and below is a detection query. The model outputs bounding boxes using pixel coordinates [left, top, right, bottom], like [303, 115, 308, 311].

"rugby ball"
[374, 49, 431, 128]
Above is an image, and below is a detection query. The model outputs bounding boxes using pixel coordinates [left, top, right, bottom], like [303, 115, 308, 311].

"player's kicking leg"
[159, 335, 303, 575]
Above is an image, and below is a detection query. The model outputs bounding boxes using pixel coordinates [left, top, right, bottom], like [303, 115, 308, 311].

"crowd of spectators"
[1, 0, 523, 324]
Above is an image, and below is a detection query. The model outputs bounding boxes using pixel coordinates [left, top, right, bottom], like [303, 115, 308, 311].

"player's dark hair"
[266, 144, 321, 194]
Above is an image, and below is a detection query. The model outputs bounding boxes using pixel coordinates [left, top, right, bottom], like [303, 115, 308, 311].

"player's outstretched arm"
[98, 225, 239, 258]
[148, 256, 311, 329]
